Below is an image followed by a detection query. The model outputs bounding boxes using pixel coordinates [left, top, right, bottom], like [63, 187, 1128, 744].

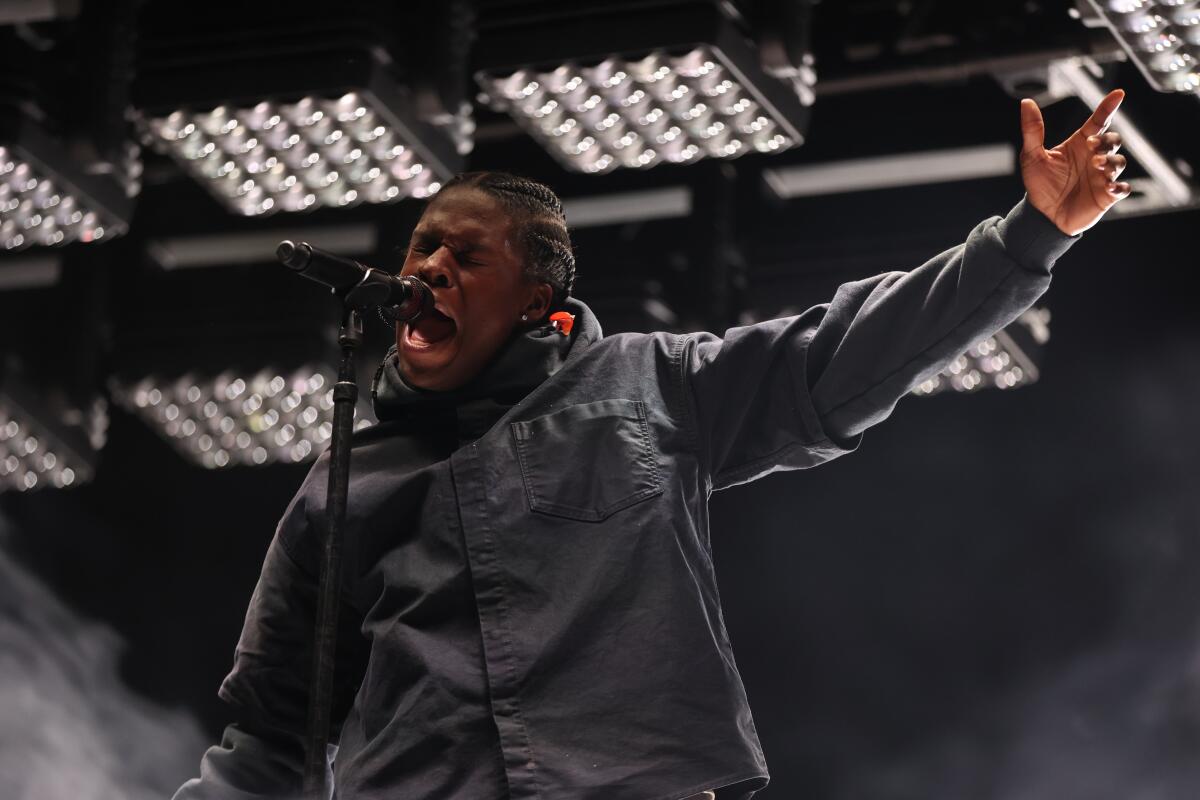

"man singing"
[177, 90, 1131, 799]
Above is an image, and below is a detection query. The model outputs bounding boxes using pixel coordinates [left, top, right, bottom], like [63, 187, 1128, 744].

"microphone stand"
[301, 300, 359, 799]
[276, 245, 430, 798]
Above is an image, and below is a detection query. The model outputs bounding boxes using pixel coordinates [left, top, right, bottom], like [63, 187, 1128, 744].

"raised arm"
[681, 92, 1130, 490]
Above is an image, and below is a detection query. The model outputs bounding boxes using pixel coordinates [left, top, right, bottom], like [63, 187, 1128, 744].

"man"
[176, 91, 1130, 799]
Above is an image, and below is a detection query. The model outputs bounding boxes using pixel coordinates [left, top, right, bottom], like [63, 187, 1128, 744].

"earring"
[521, 314, 529, 321]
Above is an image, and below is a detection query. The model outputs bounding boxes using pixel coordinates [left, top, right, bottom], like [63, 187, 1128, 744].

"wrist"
[1024, 197, 1070, 236]
[996, 196, 1079, 275]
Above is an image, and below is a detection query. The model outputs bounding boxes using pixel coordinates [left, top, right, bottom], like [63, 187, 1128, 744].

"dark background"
[1, 1, 1199, 798]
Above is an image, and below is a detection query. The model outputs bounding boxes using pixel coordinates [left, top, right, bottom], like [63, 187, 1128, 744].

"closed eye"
[406, 235, 486, 266]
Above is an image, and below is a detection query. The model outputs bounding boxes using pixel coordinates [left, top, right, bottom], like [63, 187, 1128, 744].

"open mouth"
[405, 306, 457, 347]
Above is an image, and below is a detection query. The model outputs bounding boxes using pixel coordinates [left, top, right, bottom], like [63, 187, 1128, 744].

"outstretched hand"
[1020, 89, 1131, 236]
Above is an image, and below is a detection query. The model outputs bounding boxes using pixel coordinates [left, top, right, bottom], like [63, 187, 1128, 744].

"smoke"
[823, 337, 1200, 800]
[828, 626, 1200, 800]
[0, 515, 206, 800]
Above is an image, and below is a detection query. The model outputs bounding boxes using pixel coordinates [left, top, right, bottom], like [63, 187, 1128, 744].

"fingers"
[1086, 131, 1123, 155]
[1080, 88, 1125, 137]
[1086, 127, 1130, 202]
[1019, 98, 1045, 156]
[1092, 152, 1127, 182]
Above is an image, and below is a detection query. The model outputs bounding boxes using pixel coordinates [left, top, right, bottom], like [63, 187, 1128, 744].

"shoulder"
[582, 330, 692, 364]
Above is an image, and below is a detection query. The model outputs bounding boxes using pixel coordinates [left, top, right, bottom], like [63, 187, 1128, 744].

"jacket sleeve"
[173, 466, 368, 799]
[680, 197, 1076, 490]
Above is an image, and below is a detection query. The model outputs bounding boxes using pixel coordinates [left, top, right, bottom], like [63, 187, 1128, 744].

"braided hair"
[429, 171, 576, 307]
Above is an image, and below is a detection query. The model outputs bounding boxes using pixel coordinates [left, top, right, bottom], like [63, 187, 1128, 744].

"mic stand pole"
[302, 302, 361, 798]
[296, 267, 430, 798]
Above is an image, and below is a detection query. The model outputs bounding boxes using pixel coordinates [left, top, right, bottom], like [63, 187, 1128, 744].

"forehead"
[415, 187, 516, 242]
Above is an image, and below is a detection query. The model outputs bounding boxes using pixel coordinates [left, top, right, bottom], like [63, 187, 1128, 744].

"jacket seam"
[511, 424, 541, 516]
[714, 436, 833, 487]
[819, 255, 1038, 422]
[673, 333, 708, 483]
[467, 447, 545, 800]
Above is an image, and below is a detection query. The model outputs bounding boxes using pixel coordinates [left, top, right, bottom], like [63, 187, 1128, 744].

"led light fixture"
[912, 307, 1049, 397]
[0, 374, 103, 493]
[474, 1, 810, 173]
[112, 366, 367, 469]
[0, 111, 132, 252]
[141, 91, 449, 217]
[1082, 0, 1200, 95]
[135, 15, 463, 218]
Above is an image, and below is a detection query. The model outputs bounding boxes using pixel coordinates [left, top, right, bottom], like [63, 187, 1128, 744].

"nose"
[417, 246, 454, 289]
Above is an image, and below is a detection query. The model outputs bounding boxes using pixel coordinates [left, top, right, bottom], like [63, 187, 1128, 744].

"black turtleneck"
[371, 305, 588, 445]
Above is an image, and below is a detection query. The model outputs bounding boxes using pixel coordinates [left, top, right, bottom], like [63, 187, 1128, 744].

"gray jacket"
[176, 197, 1074, 800]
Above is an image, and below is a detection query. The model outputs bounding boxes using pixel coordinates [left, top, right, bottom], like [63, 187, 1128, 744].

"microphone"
[275, 240, 432, 323]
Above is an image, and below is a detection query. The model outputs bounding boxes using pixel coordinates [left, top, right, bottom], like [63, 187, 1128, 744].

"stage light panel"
[0, 113, 133, 252]
[481, 47, 796, 174]
[912, 308, 1048, 397]
[1084, 0, 1200, 95]
[911, 338, 1030, 396]
[134, 17, 464, 219]
[0, 412, 86, 491]
[113, 366, 372, 469]
[474, 2, 809, 174]
[0, 382, 102, 493]
[143, 92, 446, 217]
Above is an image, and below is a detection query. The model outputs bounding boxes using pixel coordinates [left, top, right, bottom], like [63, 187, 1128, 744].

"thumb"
[1019, 98, 1045, 157]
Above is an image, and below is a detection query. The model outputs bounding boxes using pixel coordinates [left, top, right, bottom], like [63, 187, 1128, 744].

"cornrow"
[489, 179, 565, 220]
[430, 171, 576, 305]
[525, 227, 576, 297]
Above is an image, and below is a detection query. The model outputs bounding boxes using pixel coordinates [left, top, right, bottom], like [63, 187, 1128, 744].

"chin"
[396, 327, 466, 391]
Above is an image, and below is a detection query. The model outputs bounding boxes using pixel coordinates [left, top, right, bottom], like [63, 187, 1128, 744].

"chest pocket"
[511, 399, 663, 522]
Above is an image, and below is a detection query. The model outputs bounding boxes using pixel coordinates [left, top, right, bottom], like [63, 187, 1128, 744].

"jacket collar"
[371, 298, 601, 438]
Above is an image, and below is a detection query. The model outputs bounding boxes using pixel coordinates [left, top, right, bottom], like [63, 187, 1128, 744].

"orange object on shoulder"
[549, 311, 575, 336]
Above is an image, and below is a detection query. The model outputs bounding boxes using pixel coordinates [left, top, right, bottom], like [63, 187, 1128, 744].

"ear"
[523, 282, 554, 322]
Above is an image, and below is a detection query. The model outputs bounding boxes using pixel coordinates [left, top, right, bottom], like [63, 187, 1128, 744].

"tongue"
[409, 312, 456, 344]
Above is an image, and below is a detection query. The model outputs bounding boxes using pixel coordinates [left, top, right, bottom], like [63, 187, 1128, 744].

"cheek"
[467, 299, 518, 341]
[462, 274, 525, 322]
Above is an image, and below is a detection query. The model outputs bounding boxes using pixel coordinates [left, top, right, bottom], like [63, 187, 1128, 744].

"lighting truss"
[112, 366, 370, 469]
[0, 374, 103, 493]
[474, 1, 810, 173]
[136, 45, 462, 217]
[1082, 0, 1200, 96]
[1049, 57, 1194, 212]
[0, 110, 133, 252]
[912, 307, 1050, 397]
